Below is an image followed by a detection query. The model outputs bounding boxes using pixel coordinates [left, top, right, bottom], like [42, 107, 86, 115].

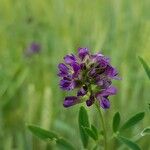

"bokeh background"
[0, 0, 150, 149]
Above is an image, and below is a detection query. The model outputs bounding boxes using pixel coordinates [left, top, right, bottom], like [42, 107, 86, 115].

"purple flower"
[25, 42, 41, 56]
[58, 48, 120, 109]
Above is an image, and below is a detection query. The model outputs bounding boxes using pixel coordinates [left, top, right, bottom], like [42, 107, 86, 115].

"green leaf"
[138, 56, 150, 79]
[83, 127, 98, 141]
[78, 106, 90, 148]
[120, 112, 145, 131]
[117, 136, 141, 150]
[28, 125, 75, 150]
[91, 124, 98, 139]
[112, 112, 121, 132]
[56, 138, 75, 150]
[28, 125, 58, 141]
[141, 127, 150, 136]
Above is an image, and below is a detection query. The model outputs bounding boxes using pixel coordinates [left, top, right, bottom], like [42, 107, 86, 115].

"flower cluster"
[58, 48, 120, 109]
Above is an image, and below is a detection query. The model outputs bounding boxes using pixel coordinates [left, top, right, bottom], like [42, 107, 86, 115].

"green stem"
[95, 102, 108, 150]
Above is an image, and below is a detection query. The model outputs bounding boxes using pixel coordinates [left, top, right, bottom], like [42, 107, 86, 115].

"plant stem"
[95, 102, 108, 150]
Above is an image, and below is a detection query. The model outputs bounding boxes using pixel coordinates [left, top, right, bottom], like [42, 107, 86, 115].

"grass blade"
[138, 56, 150, 79]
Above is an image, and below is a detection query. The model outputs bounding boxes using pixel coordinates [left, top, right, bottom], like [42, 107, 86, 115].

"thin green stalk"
[95, 102, 108, 150]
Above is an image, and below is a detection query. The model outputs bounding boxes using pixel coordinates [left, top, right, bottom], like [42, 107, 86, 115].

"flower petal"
[64, 54, 77, 64]
[96, 57, 109, 68]
[78, 48, 89, 60]
[96, 76, 112, 89]
[71, 62, 81, 78]
[105, 65, 118, 78]
[63, 96, 79, 107]
[100, 86, 117, 96]
[91, 53, 110, 64]
[100, 97, 110, 109]
[60, 78, 75, 91]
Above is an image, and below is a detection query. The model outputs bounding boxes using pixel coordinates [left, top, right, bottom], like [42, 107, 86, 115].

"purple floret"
[71, 62, 81, 78]
[58, 63, 69, 77]
[63, 96, 79, 107]
[100, 97, 110, 109]
[60, 77, 76, 91]
[64, 54, 77, 65]
[78, 48, 89, 60]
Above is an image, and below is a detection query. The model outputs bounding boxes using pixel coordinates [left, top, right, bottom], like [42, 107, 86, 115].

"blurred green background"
[0, 0, 149, 149]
